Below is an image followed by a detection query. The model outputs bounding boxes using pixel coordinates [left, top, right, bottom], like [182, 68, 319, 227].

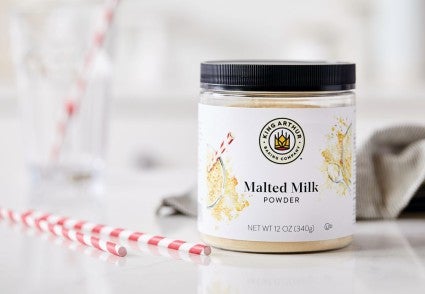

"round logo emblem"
[259, 118, 305, 164]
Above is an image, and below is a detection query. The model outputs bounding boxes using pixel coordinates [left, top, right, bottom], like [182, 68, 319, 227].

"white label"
[198, 104, 355, 242]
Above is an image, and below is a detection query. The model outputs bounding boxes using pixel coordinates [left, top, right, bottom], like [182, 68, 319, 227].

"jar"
[198, 61, 356, 253]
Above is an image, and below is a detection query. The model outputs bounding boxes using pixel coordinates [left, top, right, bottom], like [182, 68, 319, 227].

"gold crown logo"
[274, 132, 290, 151]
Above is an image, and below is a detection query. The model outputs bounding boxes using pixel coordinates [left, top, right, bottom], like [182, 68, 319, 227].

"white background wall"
[0, 0, 424, 169]
[1, 0, 424, 108]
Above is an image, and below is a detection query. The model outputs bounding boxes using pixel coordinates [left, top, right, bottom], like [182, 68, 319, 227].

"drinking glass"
[10, 1, 111, 192]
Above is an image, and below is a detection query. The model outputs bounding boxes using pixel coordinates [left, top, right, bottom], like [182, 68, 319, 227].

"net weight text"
[248, 224, 315, 234]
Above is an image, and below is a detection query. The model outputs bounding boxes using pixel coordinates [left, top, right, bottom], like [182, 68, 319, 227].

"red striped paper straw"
[50, 0, 121, 160]
[207, 132, 234, 171]
[0, 208, 127, 257]
[28, 209, 211, 256]
[14, 223, 125, 266]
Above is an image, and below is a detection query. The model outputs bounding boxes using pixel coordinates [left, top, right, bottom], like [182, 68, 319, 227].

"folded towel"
[357, 125, 425, 218]
[156, 189, 198, 217]
[158, 125, 425, 219]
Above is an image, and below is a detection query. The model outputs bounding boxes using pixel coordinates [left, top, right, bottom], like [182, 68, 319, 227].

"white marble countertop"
[0, 167, 424, 294]
[0, 106, 424, 294]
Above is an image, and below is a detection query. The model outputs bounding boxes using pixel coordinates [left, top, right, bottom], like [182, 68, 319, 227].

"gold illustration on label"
[206, 134, 249, 222]
[321, 118, 353, 196]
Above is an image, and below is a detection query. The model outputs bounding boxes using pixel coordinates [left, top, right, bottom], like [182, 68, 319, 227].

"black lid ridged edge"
[200, 62, 355, 91]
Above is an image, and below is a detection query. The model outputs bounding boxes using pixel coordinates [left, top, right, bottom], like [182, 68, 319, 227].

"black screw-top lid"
[201, 60, 355, 91]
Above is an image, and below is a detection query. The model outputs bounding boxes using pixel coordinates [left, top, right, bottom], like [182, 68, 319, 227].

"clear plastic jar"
[198, 61, 356, 253]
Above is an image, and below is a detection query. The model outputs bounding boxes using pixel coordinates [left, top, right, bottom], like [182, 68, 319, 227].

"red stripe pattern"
[207, 132, 235, 171]
[43, 216, 211, 255]
[167, 240, 185, 250]
[42, 212, 211, 256]
[56, 217, 69, 226]
[74, 220, 86, 230]
[147, 236, 164, 246]
[50, 0, 121, 160]
[0, 208, 127, 257]
[92, 224, 105, 234]
[128, 232, 143, 241]
[110, 228, 125, 238]
[0, 208, 211, 256]
[50, 222, 126, 257]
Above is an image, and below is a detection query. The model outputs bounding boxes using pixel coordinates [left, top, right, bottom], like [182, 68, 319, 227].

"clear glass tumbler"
[10, 1, 111, 191]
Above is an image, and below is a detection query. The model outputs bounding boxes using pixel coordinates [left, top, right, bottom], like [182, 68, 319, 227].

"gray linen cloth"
[157, 125, 425, 219]
[357, 125, 425, 218]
